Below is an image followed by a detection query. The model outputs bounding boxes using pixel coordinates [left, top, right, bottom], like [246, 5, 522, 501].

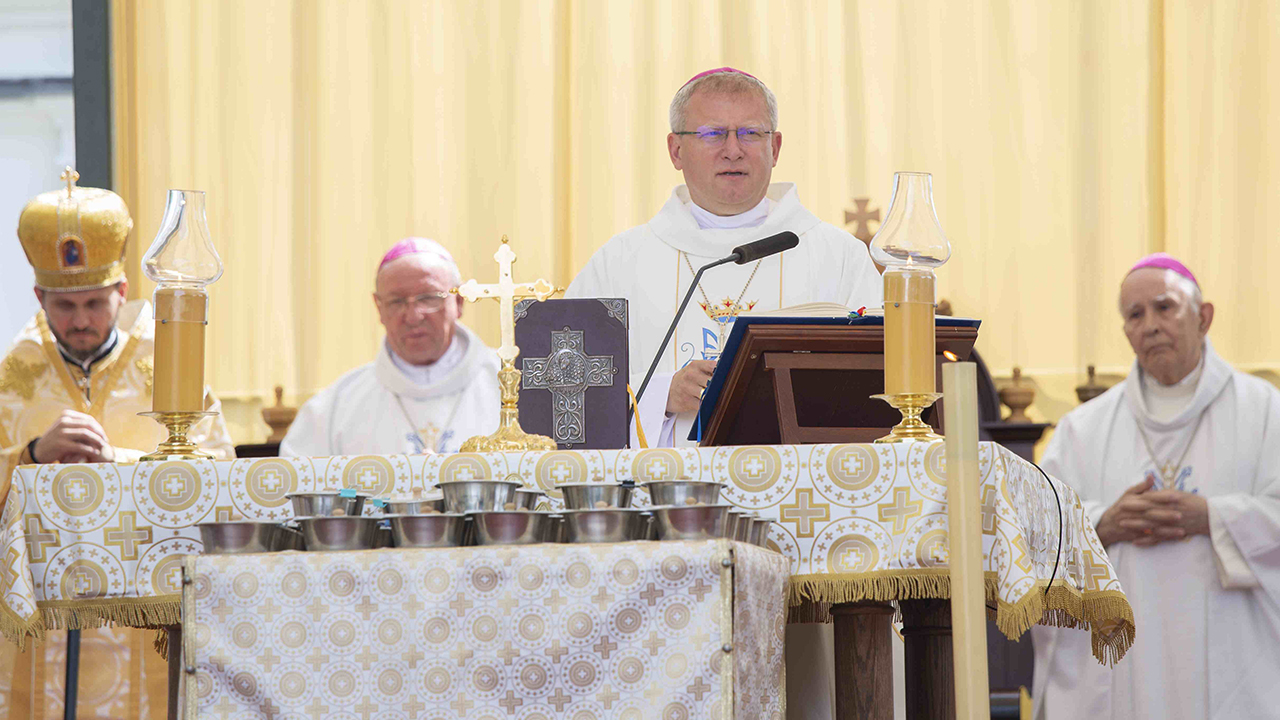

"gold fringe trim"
[154, 628, 171, 659]
[0, 596, 181, 654]
[787, 570, 1135, 666]
[0, 601, 44, 651]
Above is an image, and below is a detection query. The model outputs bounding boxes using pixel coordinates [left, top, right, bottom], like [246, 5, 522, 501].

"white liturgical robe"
[566, 182, 882, 447]
[1032, 340, 1280, 719]
[281, 324, 500, 456]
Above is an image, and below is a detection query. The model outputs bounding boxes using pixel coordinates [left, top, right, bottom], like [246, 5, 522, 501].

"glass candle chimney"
[141, 190, 222, 413]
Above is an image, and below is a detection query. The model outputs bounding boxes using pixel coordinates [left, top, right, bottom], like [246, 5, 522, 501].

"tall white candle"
[942, 361, 989, 719]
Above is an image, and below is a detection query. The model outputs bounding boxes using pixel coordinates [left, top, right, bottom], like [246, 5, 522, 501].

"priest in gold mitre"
[0, 172, 233, 717]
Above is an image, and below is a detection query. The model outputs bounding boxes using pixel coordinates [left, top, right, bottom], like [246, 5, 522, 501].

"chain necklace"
[1133, 407, 1209, 490]
[683, 252, 762, 351]
[682, 251, 762, 314]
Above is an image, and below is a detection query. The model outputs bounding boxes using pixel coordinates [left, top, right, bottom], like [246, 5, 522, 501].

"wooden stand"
[831, 603, 895, 720]
[701, 324, 978, 446]
[167, 625, 182, 720]
[901, 599, 956, 720]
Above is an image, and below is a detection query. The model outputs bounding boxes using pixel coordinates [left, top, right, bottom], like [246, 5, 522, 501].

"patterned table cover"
[182, 540, 786, 720]
[0, 442, 1134, 664]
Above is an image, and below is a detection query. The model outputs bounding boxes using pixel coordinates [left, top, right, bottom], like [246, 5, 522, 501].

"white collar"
[686, 196, 772, 229]
[1140, 352, 1204, 423]
[386, 331, 467, 387]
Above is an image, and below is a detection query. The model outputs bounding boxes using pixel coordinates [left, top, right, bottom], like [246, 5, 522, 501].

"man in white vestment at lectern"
[567, 67, 883, 720]
[566, 67, 882, 449]
[1033, 254, 1280, 719]
[281, 238, 500, 456]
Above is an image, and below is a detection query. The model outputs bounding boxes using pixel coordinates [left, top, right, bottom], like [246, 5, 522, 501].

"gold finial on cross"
[60, 167, 80, 198]
[453, 235, 561, 363]
[844, 197, 880, 244]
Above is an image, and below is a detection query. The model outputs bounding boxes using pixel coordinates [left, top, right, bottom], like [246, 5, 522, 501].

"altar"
[1, 443, 1133, 715]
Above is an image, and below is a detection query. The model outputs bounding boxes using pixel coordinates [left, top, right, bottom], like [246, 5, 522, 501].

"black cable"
[1029, 459, 1064, 598]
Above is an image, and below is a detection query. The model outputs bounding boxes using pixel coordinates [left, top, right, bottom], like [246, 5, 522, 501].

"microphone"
[730, 231, 798, 264]
[633, 230, 801, 408]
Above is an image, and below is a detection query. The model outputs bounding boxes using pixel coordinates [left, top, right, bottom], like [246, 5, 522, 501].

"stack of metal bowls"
[438, 479, 554, 546]
[282, 491, 382, 551]
[556, 482, 651, 543]
[641, 480, 733, 541]
[287, 491, 368, 518]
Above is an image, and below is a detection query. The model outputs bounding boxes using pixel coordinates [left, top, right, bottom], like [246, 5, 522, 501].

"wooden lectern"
[693, 317, 980, 446]
[693, 315, 982, 720]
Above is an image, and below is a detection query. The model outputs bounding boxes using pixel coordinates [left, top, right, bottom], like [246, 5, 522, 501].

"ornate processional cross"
[452, 236, 562, 451]
[454, 236, 559, 363]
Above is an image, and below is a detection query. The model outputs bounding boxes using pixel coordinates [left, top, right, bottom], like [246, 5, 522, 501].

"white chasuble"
[566, 182, 882, 447]
[280, 324, 500, 457]
[1033, 340, 1280, 720]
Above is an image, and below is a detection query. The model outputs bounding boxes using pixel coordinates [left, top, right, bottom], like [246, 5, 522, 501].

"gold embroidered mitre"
[17, 168, 133, 292]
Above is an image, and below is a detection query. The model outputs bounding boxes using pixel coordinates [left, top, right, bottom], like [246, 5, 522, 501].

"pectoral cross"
[454, 236, 560, 363]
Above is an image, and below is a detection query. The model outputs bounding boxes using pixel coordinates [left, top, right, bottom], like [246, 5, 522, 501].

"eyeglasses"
[377, 291, 451, 315]
[673, 126, 774, 147]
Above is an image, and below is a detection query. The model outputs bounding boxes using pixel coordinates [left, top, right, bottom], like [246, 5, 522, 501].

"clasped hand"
[33, 410, 116, 464]
[1095, 476, 1209, 547]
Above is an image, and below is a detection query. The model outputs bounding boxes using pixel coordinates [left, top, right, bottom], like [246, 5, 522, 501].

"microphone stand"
[631, 254, 739, 432]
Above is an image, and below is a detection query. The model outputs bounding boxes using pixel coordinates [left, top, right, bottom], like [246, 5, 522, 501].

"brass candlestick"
[867, 172, 952, 444]
[138, 189, 224, 460]
[872, 393, 943, 443]
[140, 411, 216, 461]
[460, 361, 556, 452]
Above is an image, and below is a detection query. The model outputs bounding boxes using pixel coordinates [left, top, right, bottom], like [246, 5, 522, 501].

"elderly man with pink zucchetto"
[1032, 253, 1280, 719]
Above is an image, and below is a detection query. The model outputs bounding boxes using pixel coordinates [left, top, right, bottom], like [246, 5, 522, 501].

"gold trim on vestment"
[36, 312, 88, 413]
[787, 569, 1135, 666]
[0, 356, 48, 401]
[35, 308, 147, 419]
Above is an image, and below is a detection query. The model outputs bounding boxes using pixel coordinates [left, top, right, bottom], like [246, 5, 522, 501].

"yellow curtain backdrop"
[109, 0, 1280, 444]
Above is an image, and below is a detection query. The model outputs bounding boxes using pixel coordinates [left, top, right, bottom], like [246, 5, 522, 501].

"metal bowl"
[651, 504, 732, 541]
[198, 522, 282, 554]
[734, 513, 756, 543]
[513, 488, 547, 510]
[296, 516, 380, 551]
[749, 518, 772, 547]
[543, 514, 566, 543]
[387, 513, 467, 548]
[560, 508, 650, 544]
[437, 480, 522, 514]
[275, 525, 306, 551]
[724, 510, 743, 540]
[470, 511, 549, 545]
[287, 492, 367, 518]
[642, 480, 725, 507]
[382, 496, 446, 515]
[558, 483, 633, 510]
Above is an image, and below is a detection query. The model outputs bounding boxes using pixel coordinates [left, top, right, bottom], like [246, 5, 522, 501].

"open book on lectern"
[689, 312, 983, 443]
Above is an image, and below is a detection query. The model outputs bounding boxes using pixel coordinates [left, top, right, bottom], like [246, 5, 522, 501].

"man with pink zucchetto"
[1033, 253, 1280, 719]
[282, 238, 500, 456]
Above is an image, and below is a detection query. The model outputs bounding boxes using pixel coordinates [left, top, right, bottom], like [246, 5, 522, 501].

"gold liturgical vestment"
[0, 299, 233, 718]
